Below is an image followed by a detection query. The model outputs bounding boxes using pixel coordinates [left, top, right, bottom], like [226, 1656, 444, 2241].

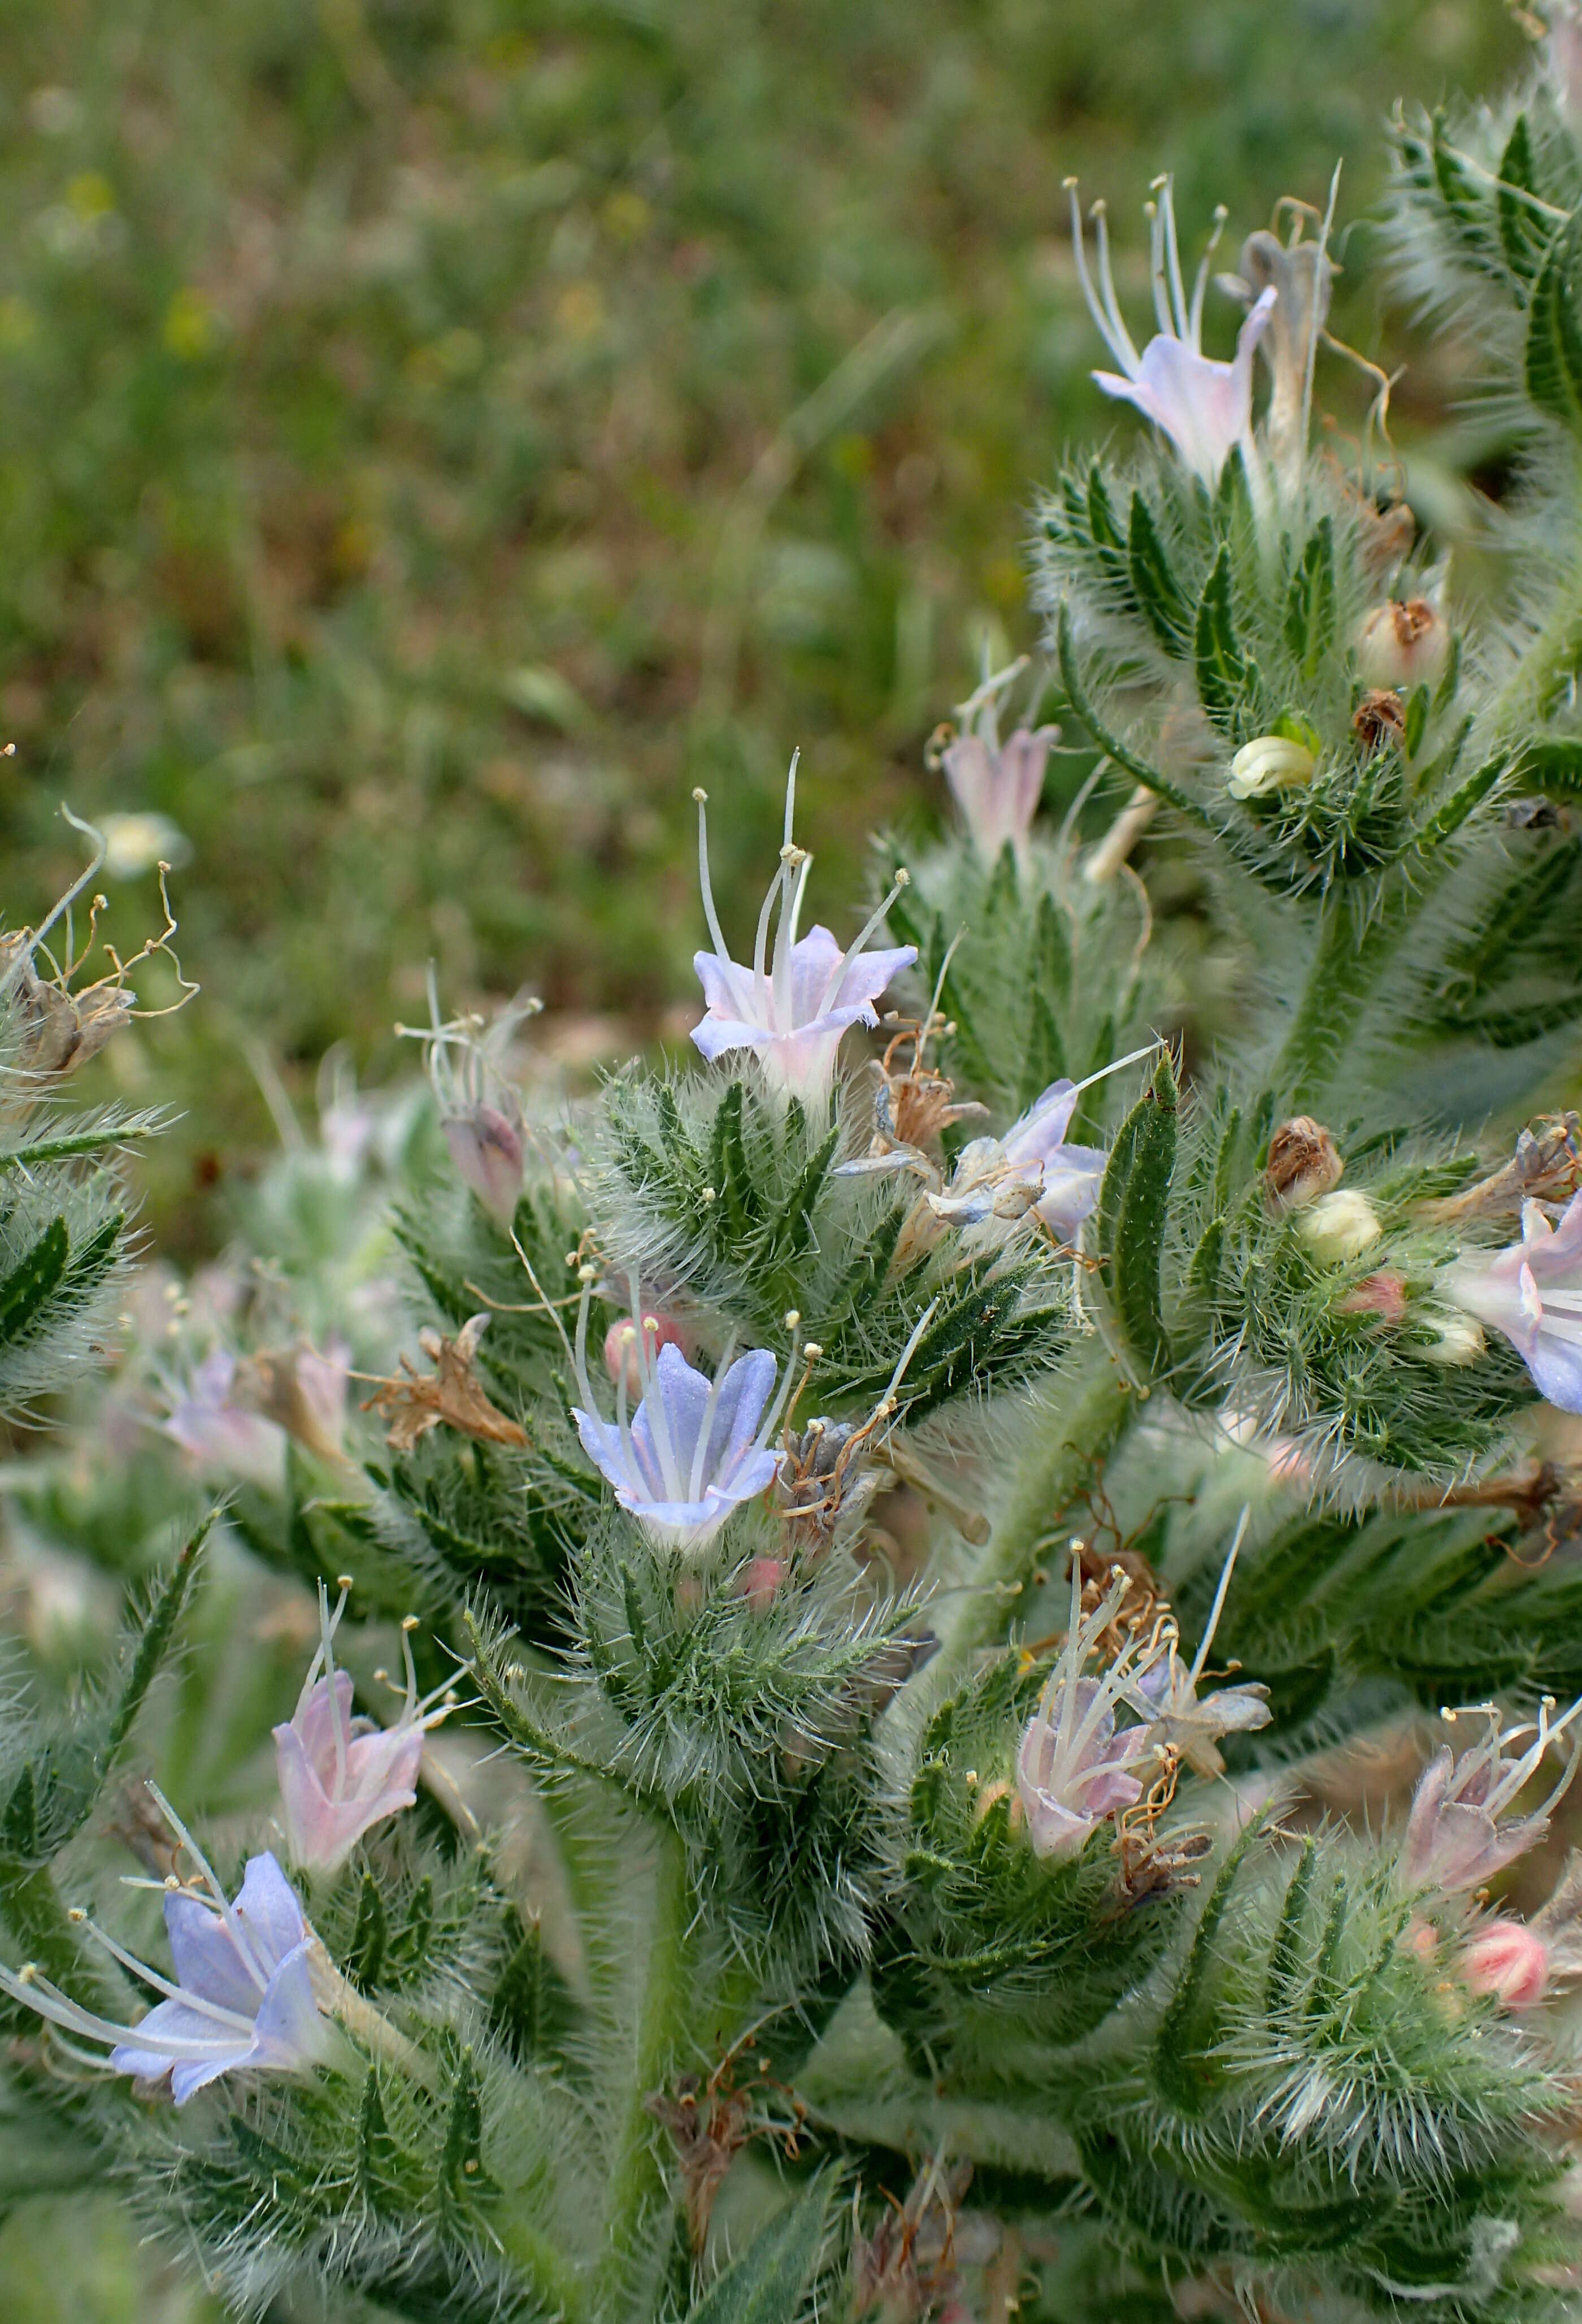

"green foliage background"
[0, 0, 1528, 1255]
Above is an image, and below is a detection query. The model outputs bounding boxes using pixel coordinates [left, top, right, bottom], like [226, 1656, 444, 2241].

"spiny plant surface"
[10, 15, 1582, 2324]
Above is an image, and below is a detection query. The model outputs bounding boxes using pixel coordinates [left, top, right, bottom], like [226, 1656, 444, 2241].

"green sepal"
[348, 1871, 389, 1991]
[492, 1907, 578, 2065]
[1283, 519, 1335, 683]
[1194, 544, 1247, 731]
[0, 1217, 69, 1347]
[1525, 222, 1582, 428]
[1127, 493, 1189, 653]
[1402, 683, 1429, 762]
[1097, 1051, 1178, 1385]
[1498, 112, 1557, 289]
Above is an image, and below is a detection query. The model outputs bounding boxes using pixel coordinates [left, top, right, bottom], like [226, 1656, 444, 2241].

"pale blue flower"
[1445, 1193, 1582, 1414]
[0, 1797, 336, 2105]
[573, 1293, 790, 1557]
[1069, 175, 1275, 485]
[691, 755, 915, 1103]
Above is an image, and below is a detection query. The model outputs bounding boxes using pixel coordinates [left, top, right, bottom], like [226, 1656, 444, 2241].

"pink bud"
[602, 1310, 686, 1397]
[1403, 1915, 1438, 1963]
[739, 1556, 787, 1612]
[1459, 1919, 1549, 2011]
[444, 1104, 524, 1228]
[1336, 1271, 1407, 1324]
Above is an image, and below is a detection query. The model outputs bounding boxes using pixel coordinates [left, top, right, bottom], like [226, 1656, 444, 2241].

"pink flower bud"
[444, 1103, 524, 1228]
[739, 1556, 787, 1612]
[602, 1310, 686, 1397]
[1459, 1919, 1549, 2011]
[1336, 1271, 1408, 1324]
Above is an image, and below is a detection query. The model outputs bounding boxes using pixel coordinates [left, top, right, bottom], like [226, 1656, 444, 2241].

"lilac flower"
[273, 1582, 455, 1874]
[1400, 1696, 1582, 1900]
[162, 1349, 288, 1494]
[400, 968, 541, 1228]
[1068, 175, 1276, 485]
[690, 755, 916, 1104]
[927, 1046, 1155, 1251]
[1015, 1565, 1166, 1857]
[1444, 1194, 1582, 1414]
[572, 1286, 791, 1557]
[0, 1789, 335, 2105]
[938, 660, 1056, 862]
[1120, 1510, 1270, 1779]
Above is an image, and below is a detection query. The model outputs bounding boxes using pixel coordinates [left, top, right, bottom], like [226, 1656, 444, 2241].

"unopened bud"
[1336, 1270, 1407, 1324]
[1355, 599, 1449, 692]
[1418, 1310, 1486, 1367]
[603, 1310, 685, 1397]
[1458, 1918, 1549, 2010]
[1227, 734, 1316, 801]
[1298, 1189, 1383, 1261]
[1264, 1116, 1343, 1211]
[444, 1104, 524, 1229]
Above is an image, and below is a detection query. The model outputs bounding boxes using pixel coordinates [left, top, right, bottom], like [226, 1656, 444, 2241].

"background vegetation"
[0, 0, 1532, 1255]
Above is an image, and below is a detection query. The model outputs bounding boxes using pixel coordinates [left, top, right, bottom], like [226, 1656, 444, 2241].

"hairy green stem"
[935, 1337, 1133, 1673]
[594, 1828, 692, 2317]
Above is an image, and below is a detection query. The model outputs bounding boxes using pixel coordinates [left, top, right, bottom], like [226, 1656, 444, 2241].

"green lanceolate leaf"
[1127, 493, 1189, 654]
[1056, 602, 1212, 830]
[1097, 1051, 1177, 1384]
[0, 1216, 68, 1346]
[1194, 544, 1246, 732]
[684, 2174, 836, 2323]
[1283, 519, 1335, 682]
[1525, 223, 1582, 429]
[1518, 738, 1582, 798]
[1497, 113, 1557, 290]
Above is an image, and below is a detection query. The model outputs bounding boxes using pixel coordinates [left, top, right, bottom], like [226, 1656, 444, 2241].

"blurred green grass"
[0, 0, 1526, 1262]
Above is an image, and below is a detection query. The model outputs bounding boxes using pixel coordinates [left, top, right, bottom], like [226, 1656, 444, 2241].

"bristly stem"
[593, 1827, 693, 2316]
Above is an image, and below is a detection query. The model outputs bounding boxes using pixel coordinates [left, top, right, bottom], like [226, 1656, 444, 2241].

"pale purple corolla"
[161, 1349, 288, 1494]
[690, 754, 916, 1104]
[1443, 1194, 1582, 1415]
[399, 966, 541, 1229]
[571, 1285, 793, 1558]
[1068, 175, 1276, 485]
[939, 658, 1057, 863]
[1120, 1510, 1270, 1779]
[273, 1582, 456, 1874]
[1400, 1696, 1582, 1901]
[0, 1787, 336, 2105]
[1015, 1564, 1166, 1857]
[927, 1044, 1156, 1252]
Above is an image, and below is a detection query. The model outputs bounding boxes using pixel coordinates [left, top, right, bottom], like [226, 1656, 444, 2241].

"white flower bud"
[1355, 599, 1449, 692]
[1298, 1189, 1382, 1261]
[1418, 1310, 1485, 1367]
[1228, 734, 1317, 800]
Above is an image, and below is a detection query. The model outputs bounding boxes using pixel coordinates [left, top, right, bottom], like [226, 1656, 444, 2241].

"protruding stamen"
[815, 870, 910, 1017]
[1067, 182, 1139, 379]
[694, 790, 732, 966]
[1186, 1506, 1251, 1691]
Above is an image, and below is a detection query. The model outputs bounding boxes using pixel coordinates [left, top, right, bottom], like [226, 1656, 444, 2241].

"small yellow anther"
[692, 787, 708, 804]
[402, 1614, 420, 1633]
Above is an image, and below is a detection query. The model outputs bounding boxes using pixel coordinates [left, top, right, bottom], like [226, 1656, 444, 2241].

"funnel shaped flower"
[690, 756, 915, 1104]
[1070, 176, 1275, 484]
[573, 1290, 788, 1557]
[1444, 1194, 1582, 1414]
[928, 1048, 1154, 1251]
[273, 1584, 455, 1874]
[938, 660, 1056, 862]
[0, 1792, 335, 2105]
[161, 1349, 288, 1495]
[1015, 1565, 1166, 1856]
[1401, 1697, 1582, 1900]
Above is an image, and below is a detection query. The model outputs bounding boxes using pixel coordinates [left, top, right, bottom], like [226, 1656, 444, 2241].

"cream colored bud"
[1228, 735, 1317, 801]
[1418, 1310, 1486, 1367]
[1355, 599, 1449, 692]
[1298, 1189, 1383, 1261]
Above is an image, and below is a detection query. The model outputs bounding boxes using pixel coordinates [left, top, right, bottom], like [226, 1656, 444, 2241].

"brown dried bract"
[1265, 1116, 1344, 1212]
[1416, 1113, 1582, 1226]
[363, 1314, 529, 1452]
[645, 2045, 805, 2253]
[0, 930, 134, 1077]
[1351, 687, 1406, 752]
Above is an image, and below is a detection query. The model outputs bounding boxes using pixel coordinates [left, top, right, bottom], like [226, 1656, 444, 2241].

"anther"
[784, 1310, 801, 1331]
[337, 1574, 354, 1592]
[803, 1342, 823, 1362]
[402, 1615, 419, 1633]
[692, 787, 708, 803]
[67, 1907, 86, 1923]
